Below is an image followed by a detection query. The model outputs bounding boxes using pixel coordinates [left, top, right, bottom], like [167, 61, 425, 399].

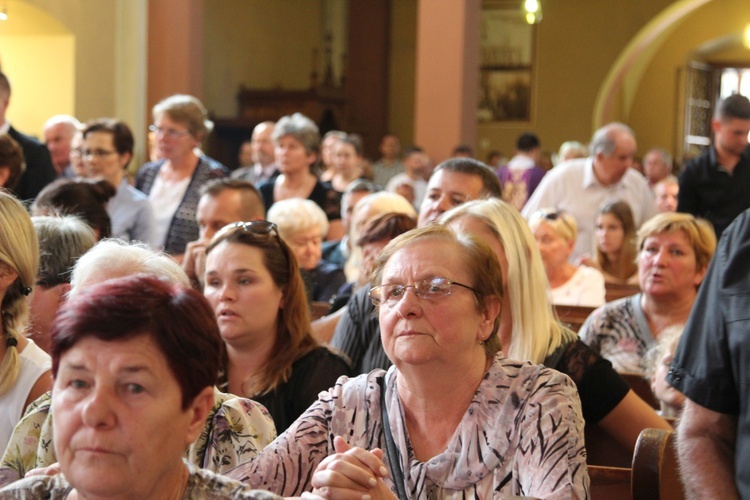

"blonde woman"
[529, 208, 605, 306]
[0, 191, 52, 453]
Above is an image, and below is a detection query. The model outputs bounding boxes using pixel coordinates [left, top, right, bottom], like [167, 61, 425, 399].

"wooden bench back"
[554, 304, 596, 333]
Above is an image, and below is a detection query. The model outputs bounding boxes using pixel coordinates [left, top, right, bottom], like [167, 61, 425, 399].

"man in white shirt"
[522, 122, 657, 260]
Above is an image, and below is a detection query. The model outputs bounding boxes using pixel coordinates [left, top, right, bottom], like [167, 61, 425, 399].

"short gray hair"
[272, 113, 320, 154]
[267, 198, 329, 239]
[32, 215, 96, 287]
[69, 239, 189, 300]
[589, 122, 635, 157]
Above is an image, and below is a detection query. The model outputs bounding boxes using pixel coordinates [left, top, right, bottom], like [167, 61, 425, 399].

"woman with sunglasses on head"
[229, 224, 588, 498]
[529, 208, 605, 307]
[136, 94, 229, 259]
[203, 221, 352, 433]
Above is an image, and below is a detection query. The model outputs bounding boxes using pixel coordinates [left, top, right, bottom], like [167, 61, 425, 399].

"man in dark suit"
[0, 72, 57, 201]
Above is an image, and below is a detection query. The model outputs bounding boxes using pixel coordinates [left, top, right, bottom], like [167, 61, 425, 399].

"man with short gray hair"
[522, 122, 656, 260]
[43, 115, 81, 178]
[642, 147, 673, 189]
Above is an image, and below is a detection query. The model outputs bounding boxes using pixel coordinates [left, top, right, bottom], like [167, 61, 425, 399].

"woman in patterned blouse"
[231, 225, 589, 499]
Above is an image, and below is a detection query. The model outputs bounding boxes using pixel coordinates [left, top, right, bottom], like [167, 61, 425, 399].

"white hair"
[69, 239, 188, 300]
[267, 198, 329, 239]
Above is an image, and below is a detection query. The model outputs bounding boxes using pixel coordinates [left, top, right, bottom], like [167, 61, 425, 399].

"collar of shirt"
[581, 156, 627, 191]
[0, 121, 11, 136]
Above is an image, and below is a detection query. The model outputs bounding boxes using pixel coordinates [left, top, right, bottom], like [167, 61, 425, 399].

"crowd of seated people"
[1, 79, 744, 497]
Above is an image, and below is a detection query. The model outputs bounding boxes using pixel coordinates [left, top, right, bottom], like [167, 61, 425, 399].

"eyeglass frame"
[369, 276, 477, 308]
[149, 124, 192, 139]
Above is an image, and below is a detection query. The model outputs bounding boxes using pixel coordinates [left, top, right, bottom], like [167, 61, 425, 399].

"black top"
[677, 145, 750, 238]
[330, 285, 389, 374]
[259, 179, 341, 222]
[668, 208, 750, 497]
[545, 339, 630, 424]
[251, 346, 352, 433]
[9, 126, 57, 202]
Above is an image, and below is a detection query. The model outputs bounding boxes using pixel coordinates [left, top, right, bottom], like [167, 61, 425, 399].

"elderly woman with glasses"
[136, 94, 229, 258]
[229, 224, 589, 498]
[529, 208, 605, 307]
[203, 221, 351, 433]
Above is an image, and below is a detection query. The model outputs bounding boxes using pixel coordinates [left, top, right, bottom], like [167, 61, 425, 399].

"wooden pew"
[589, 465, 632, 500]
[554, 304, 596, 333]
[310, 301, 331, 320]
[631, 428, 685, 500]
[585, 421, 633, 468]
[605, 282, 640, 303]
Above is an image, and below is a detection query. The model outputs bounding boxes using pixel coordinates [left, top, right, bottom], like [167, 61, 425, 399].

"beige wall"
[477, 0, 676, 161]
[202, 0, 329, 118]
[628, 0, 750, 159]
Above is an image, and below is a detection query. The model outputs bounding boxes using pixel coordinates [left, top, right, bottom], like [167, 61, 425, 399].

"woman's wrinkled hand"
[305, 435, 396, 500]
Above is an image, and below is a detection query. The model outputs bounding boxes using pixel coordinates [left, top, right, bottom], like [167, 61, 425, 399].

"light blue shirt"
[109, 178, 158, 246]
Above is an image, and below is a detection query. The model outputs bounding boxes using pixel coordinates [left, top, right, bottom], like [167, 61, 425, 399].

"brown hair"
[0, 135, 25, 190]
[594, 200, 638, 280]
[205, 223, 318, 395]
[356, 212, 417, 247]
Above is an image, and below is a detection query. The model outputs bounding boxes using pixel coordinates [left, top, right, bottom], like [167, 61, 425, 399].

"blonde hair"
[153, 94, 213, 140]
[0, 190, 39, 395]
[643, 325, 684, 380]
[440, 199, 576, 364]
[528, 208, 578, 244]
[637, 212, 717, 274]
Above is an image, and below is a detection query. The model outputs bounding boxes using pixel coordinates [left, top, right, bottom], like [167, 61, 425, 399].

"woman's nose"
[81, 386, 117, 429]
[393, 286, 422, 318]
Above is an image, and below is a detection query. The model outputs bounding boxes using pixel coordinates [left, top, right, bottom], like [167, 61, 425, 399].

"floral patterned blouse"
[0, 388, 276, 487]
[230, 354, 590, 499]
[0, 459, 282, 499]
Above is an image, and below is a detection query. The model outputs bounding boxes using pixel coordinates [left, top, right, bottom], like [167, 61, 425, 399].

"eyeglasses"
[149, 125, 191, 139]
[82, 149, 118, 160]
[369, 276, 477, 307]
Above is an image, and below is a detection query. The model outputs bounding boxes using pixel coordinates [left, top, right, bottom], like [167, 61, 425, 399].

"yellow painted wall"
[477, 0, 675, 160]
[202, 0, 329, 118]
[1, 35, 74, 136]
[628, 0, 750, 159]
[388, 0, 417, 147]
